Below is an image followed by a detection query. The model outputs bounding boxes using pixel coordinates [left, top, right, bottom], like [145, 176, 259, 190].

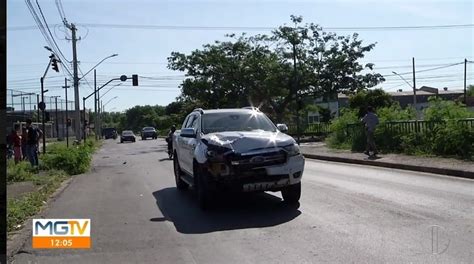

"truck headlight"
[206, 150, 216, 158]
[283, 143, 300, 156]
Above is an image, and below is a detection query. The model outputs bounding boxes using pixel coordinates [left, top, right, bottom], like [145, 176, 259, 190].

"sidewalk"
[300, 142, 474, 179]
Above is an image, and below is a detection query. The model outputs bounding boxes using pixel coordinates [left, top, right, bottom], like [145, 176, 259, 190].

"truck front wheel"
[195, 167, 212, 210]
[173, 154, 188, 190]
[281, 182, 301, 204]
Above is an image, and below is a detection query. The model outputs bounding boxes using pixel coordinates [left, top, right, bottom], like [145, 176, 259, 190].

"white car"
[172, 107, 305, 209]
[120, 130, 136, 143]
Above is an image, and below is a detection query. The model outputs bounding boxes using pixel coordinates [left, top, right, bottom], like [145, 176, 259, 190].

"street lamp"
[393, 71, 418, 125]
[79, 54, 118, 80]
[104, 96, 118, 108]
[100, 83, 122, 99]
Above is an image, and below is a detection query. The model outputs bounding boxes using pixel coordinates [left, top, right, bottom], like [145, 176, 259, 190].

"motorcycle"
[166, 136, 173, 160]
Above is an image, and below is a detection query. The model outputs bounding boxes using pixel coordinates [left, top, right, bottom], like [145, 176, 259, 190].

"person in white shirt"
[361, 106, 379, 156]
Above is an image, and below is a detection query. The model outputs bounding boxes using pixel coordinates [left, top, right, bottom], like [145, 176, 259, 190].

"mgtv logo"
[32, 219, 91, 249]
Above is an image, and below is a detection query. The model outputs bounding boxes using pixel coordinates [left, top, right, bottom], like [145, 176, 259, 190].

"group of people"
[7, 118, 43, 167]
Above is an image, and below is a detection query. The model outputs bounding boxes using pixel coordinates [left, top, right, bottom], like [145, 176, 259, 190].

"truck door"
[180, 114, 199, 174]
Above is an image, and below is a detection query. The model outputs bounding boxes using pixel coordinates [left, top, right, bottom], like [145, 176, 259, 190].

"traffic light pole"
[39, 54, 56, 154]
[83, 74, 137, 139]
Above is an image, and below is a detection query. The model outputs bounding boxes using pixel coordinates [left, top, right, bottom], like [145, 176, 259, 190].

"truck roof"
[197, 108, 259, 115]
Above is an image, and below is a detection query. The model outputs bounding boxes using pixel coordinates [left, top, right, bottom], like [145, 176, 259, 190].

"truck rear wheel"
[173, 154, 188, 190]
[281, 182, 301, 204]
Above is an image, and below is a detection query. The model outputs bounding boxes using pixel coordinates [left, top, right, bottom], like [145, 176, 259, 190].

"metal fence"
[288, 118, 474, 138]
[7, 89, 74, 113]
[346, 118, 474, 137]
[287, 122, 331, 136]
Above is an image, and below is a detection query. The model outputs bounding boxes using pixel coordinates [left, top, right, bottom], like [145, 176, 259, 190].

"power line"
[24, 0, 73, 77]
[8, 23, 474, 32]
[383, 62, 465, 77]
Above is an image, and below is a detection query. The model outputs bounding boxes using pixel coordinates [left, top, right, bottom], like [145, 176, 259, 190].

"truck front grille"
[229, 150, 287, 169]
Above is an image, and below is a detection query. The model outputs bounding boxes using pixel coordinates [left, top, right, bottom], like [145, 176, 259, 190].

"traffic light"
[67, 118, 72, 127]
[132, 74, 138, 86]
[51, 58, 59, 72]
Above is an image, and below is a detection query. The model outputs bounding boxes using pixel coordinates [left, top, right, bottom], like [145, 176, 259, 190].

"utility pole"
[97, 75, 101, 139]
[63, 78, 70, 148]
[412, 57, 418, 132]
[94, 69, 98, 140]
[412, 57, 417, 115]
[55, 97, 58, 139]
[51, 96, 60, 140]
[101, 100, 103, 134]
[82, 97, 87, 142]
[68, 23, 81, 142]
[464, 58, 468, 105]
[36, 94, 40, 123]
[291, 31, 300, 145]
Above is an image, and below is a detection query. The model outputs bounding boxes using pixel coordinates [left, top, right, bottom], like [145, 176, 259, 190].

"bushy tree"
[348, 88, 393, 117]
[168, 15, 385, 122]
[423, 97, 474, 121]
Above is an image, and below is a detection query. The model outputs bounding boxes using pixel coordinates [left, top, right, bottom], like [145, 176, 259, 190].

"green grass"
[7, 160, 37, 183]
[7, 138, 102, 234]
[7, 170, 68, 232]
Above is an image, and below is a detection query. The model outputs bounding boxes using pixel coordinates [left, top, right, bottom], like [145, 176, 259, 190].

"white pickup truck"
[172, 107, 305, 209]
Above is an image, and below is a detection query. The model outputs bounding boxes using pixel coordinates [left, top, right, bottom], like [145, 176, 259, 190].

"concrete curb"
[303, 153, 474, 180]
[7, 176, 75, 260]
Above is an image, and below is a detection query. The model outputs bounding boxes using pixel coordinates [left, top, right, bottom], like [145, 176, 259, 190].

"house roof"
[337, 89, 464, 99]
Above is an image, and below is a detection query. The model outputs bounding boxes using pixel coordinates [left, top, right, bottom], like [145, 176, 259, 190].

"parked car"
[120, 130, 136, 143]
[141, 127, 157, 140]
[102, 127, 117, 139]
[172, 107, 305, 210]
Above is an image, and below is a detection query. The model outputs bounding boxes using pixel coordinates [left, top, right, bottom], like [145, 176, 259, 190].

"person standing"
[21, 126, 28, 160]
[10, 124, 22, 164]
[25, 119, 43, 167]
[361, 106, 379, 157]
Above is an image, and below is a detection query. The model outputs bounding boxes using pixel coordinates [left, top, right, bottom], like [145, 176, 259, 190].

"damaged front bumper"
[202, 154, 305, 192]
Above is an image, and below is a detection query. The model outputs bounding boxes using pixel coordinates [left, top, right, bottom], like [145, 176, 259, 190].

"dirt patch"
[7, 182, 39, 200]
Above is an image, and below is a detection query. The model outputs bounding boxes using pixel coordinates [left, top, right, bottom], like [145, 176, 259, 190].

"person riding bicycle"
[166, 125, 176, 154]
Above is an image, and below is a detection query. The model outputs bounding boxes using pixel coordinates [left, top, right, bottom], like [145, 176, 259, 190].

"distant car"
[141, 127, 157, 140]
[102, 127, 118, 139]
[120, 130, 136, 143]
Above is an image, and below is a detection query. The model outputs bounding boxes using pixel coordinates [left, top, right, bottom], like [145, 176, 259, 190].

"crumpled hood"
[201, 131, 295, 154]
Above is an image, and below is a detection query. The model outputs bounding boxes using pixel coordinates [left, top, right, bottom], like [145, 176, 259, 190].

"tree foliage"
[167, 15, 385, 122]
[348, 88, 393, 117]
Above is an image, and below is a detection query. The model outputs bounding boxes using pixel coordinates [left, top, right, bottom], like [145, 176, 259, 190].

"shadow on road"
[152, 188, 301, 234]
[158, 158, 172, 162]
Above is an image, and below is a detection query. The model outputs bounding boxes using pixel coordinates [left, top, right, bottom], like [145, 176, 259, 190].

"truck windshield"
[201, 112, 276, 134]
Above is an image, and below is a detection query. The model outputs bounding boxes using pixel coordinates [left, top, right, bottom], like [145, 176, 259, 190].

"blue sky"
[7, 0, 474, 112]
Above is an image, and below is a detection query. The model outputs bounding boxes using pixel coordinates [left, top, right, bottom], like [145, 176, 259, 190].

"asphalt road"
[11, 139, 474, 263]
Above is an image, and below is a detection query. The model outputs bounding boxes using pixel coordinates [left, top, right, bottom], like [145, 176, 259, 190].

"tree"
[467, 84, 474, 96]
[119, 105, 160, 132]
[348, 88, 393, 117]
[168, 15, 385, 122]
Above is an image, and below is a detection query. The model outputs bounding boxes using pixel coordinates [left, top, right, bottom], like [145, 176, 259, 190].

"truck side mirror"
[180, 128, 196, 138]
[276, 124, 288, 133]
